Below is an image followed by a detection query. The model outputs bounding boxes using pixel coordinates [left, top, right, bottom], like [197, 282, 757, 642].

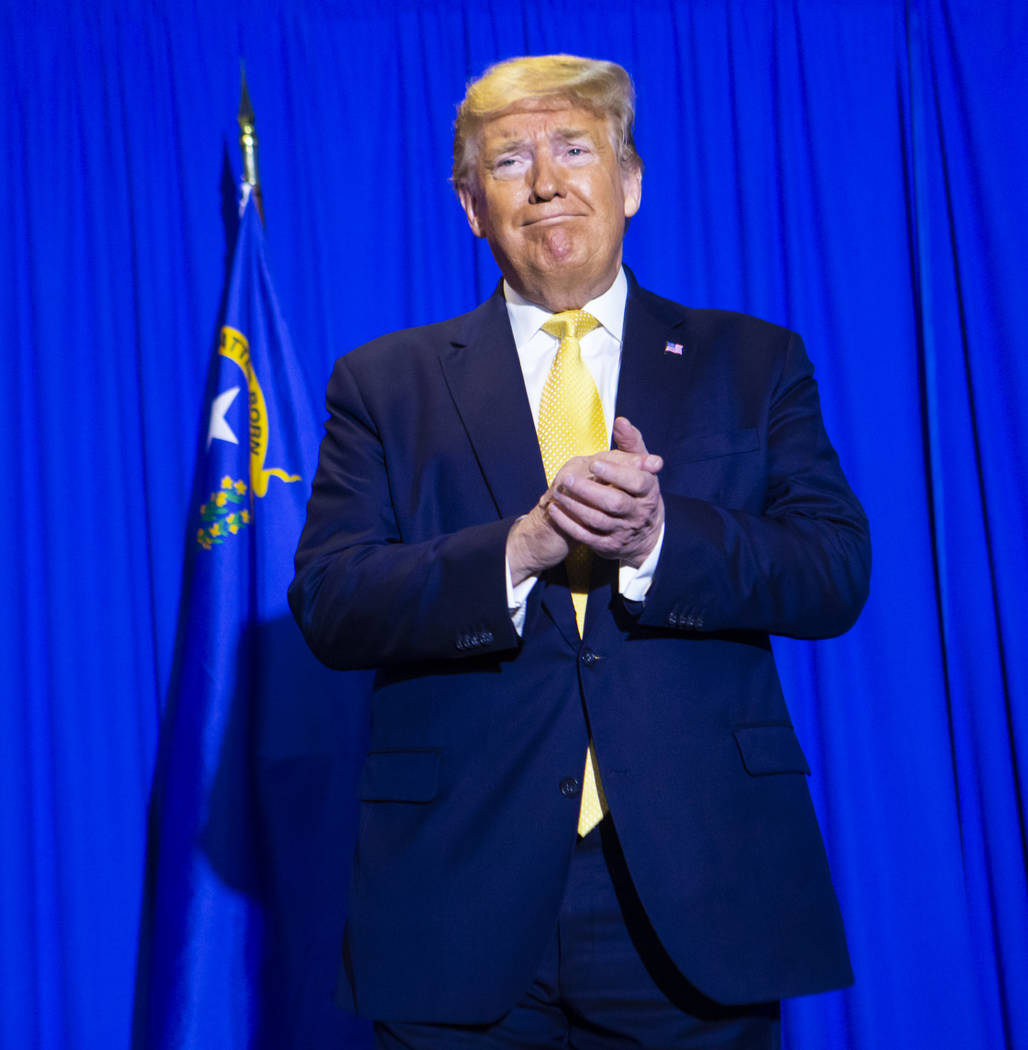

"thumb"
[613, 417, 663, 473]
[613, 416, 647, 454]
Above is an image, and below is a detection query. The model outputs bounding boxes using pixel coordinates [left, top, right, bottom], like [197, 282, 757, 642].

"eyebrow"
[485, 137, 530, 157]
[551, 126, 596, 141]
[485, 127, 598, 158]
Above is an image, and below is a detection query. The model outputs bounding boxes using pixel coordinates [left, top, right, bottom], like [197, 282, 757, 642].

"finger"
[547, 499, 655, 561]
[549, 455, 600, 492]
[589, 448, 647, 471]
[591, 452, 664, 482]
[585, 457, 663, 497]
[557, 472, 643, 517]
[546, 499, 608, 546]
[554, 485, 625, 533]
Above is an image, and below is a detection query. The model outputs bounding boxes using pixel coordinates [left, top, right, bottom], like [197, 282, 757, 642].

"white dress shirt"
[503, 268, 664, 632]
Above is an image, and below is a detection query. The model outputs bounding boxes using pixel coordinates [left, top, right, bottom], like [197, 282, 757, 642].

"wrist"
[506, 515, 538, 587]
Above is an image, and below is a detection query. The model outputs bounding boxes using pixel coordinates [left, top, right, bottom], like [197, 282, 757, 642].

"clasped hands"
[507, 417, 665, 587]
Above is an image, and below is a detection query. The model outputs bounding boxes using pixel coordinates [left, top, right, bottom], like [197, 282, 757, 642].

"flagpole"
[238, 64, 264, 224]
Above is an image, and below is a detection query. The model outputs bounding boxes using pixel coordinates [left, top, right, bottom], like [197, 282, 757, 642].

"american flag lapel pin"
[664, 341, 685, 356]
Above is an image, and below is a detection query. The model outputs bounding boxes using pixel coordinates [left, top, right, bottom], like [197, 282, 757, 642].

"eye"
[490, 153, 528, 177]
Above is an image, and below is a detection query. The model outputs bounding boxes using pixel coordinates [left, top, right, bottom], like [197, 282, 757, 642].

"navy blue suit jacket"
[290, 274, 870, 1023]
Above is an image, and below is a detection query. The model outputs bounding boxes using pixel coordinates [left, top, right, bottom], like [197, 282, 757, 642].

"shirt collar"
[503, 267, 629, 351]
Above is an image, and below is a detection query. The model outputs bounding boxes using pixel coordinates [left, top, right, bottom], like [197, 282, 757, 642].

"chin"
[534, 240, 596, 274]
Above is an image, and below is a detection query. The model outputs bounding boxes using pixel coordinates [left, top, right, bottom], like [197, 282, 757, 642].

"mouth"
[522, 212, 583, 227]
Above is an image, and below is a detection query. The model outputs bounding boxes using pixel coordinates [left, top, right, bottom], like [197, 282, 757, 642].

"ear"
[621, 163, 642, 219]
[457, 185, 486, 239]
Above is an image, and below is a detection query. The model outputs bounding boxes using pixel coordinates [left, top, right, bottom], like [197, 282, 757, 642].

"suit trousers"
[373, 819, 781, 1049]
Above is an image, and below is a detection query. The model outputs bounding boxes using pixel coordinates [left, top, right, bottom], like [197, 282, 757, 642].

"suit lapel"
[438, 289, 547, 520]
[613, 273, 694, 453]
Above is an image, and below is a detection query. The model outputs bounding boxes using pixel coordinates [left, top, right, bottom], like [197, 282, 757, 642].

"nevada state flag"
[135, 193, 371, 1050]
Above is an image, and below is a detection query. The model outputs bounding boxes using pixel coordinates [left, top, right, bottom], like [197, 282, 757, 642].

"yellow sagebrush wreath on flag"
[218, 325, 301, 497]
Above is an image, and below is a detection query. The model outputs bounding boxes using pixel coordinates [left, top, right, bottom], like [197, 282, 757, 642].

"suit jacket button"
[581, 649, 598, 667]
[481, 630, 494, 644]
[667, 611, 680, 627]
[560, 777, 581, 798]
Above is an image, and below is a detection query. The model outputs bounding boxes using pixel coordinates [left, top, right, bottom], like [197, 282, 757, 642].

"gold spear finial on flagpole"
[237, 63, 264, 224]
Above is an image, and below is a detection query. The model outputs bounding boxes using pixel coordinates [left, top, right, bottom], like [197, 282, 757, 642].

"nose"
[529, 152, 563, 202]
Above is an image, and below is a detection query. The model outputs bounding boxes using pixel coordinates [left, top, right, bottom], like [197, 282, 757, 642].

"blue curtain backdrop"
[3, 1, 1025, 1047]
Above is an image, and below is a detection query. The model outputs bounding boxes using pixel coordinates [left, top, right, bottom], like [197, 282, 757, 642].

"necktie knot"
[542, 310, 600, 344]
[536, 309, 607, 488]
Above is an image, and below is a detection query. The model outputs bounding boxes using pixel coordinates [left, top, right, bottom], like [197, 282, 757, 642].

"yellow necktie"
[538, 310, 608, 837]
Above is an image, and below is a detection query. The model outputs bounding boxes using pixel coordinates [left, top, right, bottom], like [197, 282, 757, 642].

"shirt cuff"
[618, 522, 665, 602]
[506, 556, 538, 637]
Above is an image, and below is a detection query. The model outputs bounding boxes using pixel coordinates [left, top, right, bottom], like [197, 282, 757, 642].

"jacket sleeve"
[639, 331, 871, 639]
[288, 353, 522, 671]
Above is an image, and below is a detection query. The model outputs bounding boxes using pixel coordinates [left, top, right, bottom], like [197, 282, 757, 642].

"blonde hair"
[452, 54, 642, 190]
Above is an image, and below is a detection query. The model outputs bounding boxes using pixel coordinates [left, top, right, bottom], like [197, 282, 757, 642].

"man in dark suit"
[290, 54, 870, 1049]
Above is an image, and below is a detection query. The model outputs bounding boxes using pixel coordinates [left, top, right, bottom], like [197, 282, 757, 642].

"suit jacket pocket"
[675, 427, 759, 464]
[733, 725, 811, 776]
[359, 748, 441, 802]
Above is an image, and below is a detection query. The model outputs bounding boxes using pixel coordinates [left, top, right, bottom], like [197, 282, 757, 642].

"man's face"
[458, 102, 642, 312]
